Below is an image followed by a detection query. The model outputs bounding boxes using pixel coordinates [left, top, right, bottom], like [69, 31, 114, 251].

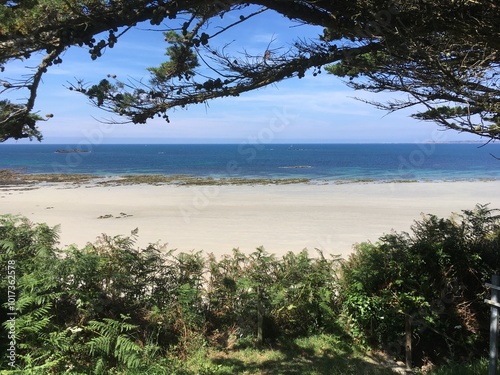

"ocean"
[1, 143, 500, 182]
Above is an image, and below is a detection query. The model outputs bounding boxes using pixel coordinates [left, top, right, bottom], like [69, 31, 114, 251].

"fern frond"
[0, 239, 15, 253]
[94, 357, 107, 375]
[87, 334, 112, 356]
[115, 334, 142, 369]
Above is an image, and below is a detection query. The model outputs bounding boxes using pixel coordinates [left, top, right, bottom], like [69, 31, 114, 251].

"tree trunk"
[257, 286, 263, 344]
[405, 314, 412, 371]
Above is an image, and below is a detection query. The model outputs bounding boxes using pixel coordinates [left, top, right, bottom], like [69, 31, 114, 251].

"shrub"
[0, 217, 343, 373]
[339, 204, 500, 365]
[3, 204, 498, 373]
[205, 247, 342, 345]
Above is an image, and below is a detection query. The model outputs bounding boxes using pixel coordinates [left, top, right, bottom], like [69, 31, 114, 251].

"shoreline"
[1, 169, 499, 188]
[2, 179, 500, 258]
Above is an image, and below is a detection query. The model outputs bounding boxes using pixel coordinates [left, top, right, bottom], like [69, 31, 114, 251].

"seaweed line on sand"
[0, 170, 311, 187]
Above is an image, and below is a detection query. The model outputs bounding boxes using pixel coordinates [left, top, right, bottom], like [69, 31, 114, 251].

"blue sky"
[3, 7, 478, 144]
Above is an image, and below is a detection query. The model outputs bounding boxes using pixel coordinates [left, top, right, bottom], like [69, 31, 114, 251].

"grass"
[426, 358, 498, 375]
[175, 344, 498, 375]
[159, 335, 498, 375]
[174, 334, 401, 375]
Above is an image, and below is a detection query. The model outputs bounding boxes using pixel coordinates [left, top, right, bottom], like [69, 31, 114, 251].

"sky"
[2, 6, 480, 145]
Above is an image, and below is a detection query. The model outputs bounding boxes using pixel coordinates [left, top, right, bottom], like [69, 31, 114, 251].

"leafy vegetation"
[339, 204, 500, 368]
[426, 358, 494, 375]
[0, 204, 499, 373]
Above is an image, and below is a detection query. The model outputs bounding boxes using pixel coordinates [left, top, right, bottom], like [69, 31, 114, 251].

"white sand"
[1, 181, 499, 258]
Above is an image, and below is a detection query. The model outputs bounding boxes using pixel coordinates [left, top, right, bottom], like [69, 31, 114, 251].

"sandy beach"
[1, 180, 499, 259]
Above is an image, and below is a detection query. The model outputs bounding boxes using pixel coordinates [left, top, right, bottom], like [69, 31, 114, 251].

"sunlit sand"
[2, 181, 499, 258]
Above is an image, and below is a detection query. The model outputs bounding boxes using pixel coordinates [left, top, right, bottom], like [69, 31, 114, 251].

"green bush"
[427, 358, 500, 374]
[339, 204, 500, 366]
[0, 215, 66, 373]
[2, 205, 498, 373]
[267, 249, 341, 337]
[0, 216, 343, 373]
[204, 247, 342, 344]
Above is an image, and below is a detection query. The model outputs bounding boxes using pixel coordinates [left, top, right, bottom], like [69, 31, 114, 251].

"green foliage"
[339, 204, 500, 365]
[325, 51, 389, 79]
[86, 315, 142, 371]
[427, 358, 499, 375]
[3, 0, 500, 141]
[268, 249, 341, 336]
[0, 215, 70, 373]
[81, 29, 201, 124]
[205, 247, 342, 345]
[412, 106, 473, 121]
[0, 217, 345, 372]
[148, 30, 200, 83]
[1, 206, 498, 373]
[0, 100, 43, 142]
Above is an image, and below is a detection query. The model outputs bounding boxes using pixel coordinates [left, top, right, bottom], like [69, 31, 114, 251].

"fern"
[115, 335, 142, 368]
[88, 334, 112, 356]
[0, 238, 15, 253]
[93, 357, 106, 375]
[47, 329, 74, 353]
[17, 356, 63, 374]
[86, 315, 142, 371]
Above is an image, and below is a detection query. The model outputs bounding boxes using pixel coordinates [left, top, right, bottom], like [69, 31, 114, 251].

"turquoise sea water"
[0, 143, 500, 182]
